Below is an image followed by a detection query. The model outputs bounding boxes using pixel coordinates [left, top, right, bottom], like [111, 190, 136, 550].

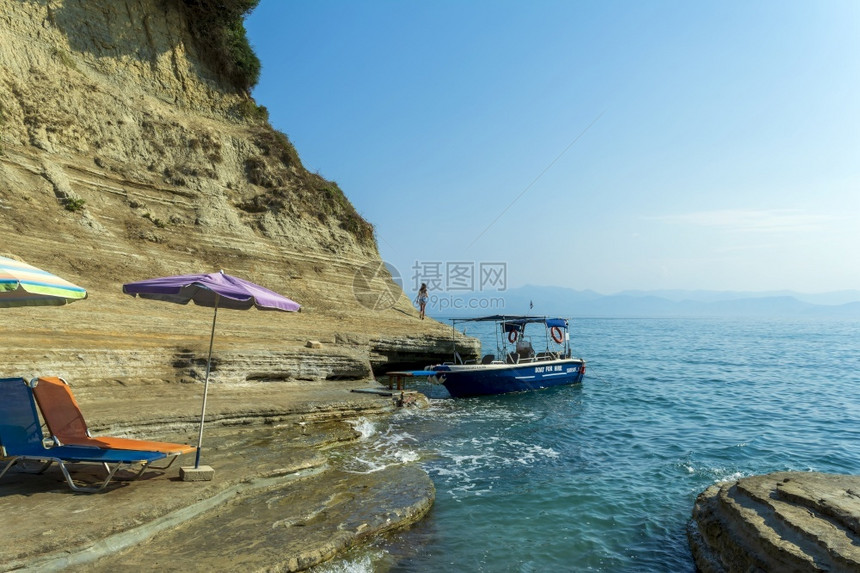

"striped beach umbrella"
[0, 255, 88, 308]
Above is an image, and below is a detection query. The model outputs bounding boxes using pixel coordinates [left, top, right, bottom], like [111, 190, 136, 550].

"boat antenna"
[566, 318, 571, 358]
[451, 318, 457, 362]
[464, 110, 605, 251]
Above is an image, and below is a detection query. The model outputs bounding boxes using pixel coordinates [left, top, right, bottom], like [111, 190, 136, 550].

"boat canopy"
[452, 315, 569, 332]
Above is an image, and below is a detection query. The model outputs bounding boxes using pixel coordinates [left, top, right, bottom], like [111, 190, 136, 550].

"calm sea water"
[315, 318, 860, 572]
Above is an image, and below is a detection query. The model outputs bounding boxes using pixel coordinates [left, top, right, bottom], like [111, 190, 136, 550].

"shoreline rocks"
[688, 472, 860, 572]
[0, 380, 434, 572]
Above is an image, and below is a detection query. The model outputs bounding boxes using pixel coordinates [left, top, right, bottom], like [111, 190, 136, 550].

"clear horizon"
[247, 1, 859, 295]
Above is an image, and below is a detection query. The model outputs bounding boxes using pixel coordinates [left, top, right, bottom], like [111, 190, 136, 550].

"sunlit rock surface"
[0, 1, 475, 569]
[688, 472, 860, 572]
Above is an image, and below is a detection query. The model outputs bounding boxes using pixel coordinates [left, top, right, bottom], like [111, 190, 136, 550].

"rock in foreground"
[0, 381, 433, 572]
[688, 472, 860, 572]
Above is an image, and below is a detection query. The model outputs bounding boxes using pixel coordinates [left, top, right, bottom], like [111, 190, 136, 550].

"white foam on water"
[512, 442, 560, 465]
[469, 435, 503, 447]
[309, 549, 384, 573]
[339, 417, 422, 474]
[347, 455, 390, 474]
[417, 432, 568, 502]
[394, 449, 420, 463]
[445, 479, 495, 499]
[717, 471, 746, 483]
[436, 438, 559, 472]
[348, 417, 378, 440]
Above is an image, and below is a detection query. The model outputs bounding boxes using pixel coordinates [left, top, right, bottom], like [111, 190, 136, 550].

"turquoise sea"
[317, 318, 860, 572]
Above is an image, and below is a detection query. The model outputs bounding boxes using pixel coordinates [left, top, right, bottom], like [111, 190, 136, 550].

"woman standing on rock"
[416, 283, 429, 320]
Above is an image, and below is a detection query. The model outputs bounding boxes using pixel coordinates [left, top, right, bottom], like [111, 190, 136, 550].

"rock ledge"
[0, 381, 435, 572]
[688, 471, 860, 572]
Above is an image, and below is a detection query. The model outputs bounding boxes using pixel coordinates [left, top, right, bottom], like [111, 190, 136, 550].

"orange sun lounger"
[31, 376, 196, 463]
[0, 377, 167, 493]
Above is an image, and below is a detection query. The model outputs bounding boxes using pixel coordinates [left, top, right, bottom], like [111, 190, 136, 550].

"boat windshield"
[448, 315, 572, 364]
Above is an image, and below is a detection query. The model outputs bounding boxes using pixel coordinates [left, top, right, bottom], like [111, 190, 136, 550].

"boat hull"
[430, 358, 586, 398]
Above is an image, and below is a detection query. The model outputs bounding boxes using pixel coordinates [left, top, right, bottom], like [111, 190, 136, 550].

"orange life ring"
[508, 330, 518, 343]
[550, 326, 564, 344]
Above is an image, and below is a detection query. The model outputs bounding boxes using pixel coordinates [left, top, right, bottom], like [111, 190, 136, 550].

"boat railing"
[507, 351, 564, 364]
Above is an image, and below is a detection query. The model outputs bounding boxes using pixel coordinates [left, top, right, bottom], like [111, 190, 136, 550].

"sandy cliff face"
[1, 0, 373, 261]
[0, 0, 478, 390]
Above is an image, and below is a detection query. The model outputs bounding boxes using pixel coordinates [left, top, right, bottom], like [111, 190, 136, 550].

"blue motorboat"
[428, 315, 586, 397]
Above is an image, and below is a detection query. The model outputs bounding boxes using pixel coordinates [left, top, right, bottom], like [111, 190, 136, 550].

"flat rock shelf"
[0, 380, 434, 572]
[688, 471, 860, 573]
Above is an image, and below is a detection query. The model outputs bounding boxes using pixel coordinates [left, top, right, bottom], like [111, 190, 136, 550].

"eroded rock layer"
[688, 472, 860, 572]
[0, 0, 479, 400]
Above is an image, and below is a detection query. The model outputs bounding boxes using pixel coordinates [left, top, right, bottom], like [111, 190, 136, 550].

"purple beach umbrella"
[123, 271, 300, 469]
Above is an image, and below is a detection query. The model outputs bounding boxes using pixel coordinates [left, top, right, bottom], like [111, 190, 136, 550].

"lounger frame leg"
[1, 456, 151, 493]
[0, 457, 20, 481]
[0, 457, 54, 479]
[111, 461, 151, 481]
[147, 455, 179, 470]
[56, 459, 119, 493]
[0, 457, 54, 475]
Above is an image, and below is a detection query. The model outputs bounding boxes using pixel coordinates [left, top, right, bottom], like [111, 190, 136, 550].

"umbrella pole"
[195, 294, 220, 468]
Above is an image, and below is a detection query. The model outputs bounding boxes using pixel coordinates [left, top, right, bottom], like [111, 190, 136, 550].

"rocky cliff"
[0, 0, 479, 394]
[0, 3, 473, 570]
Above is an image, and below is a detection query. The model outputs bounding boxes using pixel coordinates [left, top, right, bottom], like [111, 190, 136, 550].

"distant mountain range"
[439, 286, 860, 319]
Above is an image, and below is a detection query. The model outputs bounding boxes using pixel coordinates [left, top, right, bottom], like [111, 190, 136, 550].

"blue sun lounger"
[0, 377, 166, 493]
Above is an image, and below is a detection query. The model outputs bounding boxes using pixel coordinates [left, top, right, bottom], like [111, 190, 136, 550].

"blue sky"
[246, 1, 859, 295]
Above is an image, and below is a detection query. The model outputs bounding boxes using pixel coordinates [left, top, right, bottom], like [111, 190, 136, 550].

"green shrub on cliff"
[235, 99, 269, 121]
[311, 178, 375, 245]
[181, 0, 261, 92]
[65, 198, 86, 212]
[52, 47, 78, 71]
